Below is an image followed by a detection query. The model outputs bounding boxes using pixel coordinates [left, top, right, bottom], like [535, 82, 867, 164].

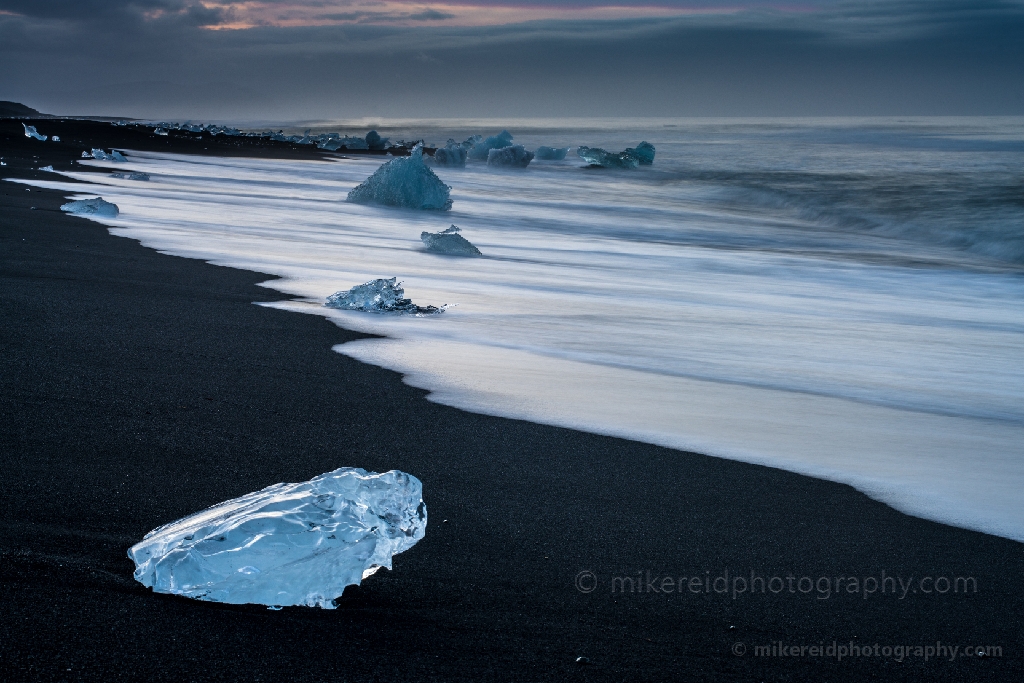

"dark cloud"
[1, 0, 1022, 119]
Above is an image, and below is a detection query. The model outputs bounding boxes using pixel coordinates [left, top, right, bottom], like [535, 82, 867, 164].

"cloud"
[1, 0, 1022, 118]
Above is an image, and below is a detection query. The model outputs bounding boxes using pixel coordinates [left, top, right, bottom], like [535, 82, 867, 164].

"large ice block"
[468, 130, 514, 160]
[576, 142, 655, 168]
[22, 124, 47, 141]
[487, 144, 534, 168]
[535, 146, 569, 160]
[128, 467, 427, 608]
[432, 139, 468, 168]
[60, 197, 119, 217]
[347, 145, 453, 210]
[325, 277, 445, 314]
[421, 225, 482, 256]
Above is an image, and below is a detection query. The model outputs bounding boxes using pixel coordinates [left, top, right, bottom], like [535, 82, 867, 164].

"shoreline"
[2, 118, 1022, 681]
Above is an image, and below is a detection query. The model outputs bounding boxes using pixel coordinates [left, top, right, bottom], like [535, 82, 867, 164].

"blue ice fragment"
[366, 130, 389, 150]
[60, 197, 119, 218]
[468, 130, 514, 160]
[576, 142, 655, 168]
[127, 467, 427, 609]
[432, 139, 468, 168]
[347, 145, 453, 211]
[421, 225, 482, 256]
[535, 146, 569, 160]
[626, 141, 655, 165]
[325, 277, 445, 314]
[487, 144, 534, 168]
[22, 124, 47, 141]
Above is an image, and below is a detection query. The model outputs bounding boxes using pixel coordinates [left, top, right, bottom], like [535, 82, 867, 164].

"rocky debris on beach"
[127, 467, 426, 608]
[325, 277, 446, 314]
[347, 144, 453, 211]
[421, 225, 482, 256]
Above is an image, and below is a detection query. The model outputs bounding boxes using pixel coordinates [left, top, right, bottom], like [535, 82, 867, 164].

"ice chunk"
[576, 142, 655, 168]
[627, 141, 656, 165]
[365, 130, 389, 151]
[60, 197, 119, 218]
[86, 148, 127, 162]
[154, 127, 169, 136]
[468, 130, 514, 160]
[127, 467, 426, 608]
[576, 145, 639, 169]
[421, 225, 482, 256]
[52, 135, 60, 142]
[22, 124, 47, 141]
[325, 277, 445, 314]
[432, 139, 468, 168]
[347, 145, 452, 211]
[39, 165, 55, 172]
[109, 171, 150, 181]
[535, 146, 569, 160]
[487, 144, 534, 168]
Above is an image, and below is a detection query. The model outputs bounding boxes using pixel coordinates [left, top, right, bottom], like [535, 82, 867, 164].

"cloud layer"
[1, 1, 1022, 119]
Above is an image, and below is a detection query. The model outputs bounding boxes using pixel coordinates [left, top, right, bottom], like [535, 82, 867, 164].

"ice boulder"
[127, 467, 426, 609]
[60, 197, 119, 218]
[487, 144, 534, 168]
[421, 225, 482, 256]
[432, 139, 468, 168]
[627, 141, 655, 165]
[577, 142, 655, 168]
[366, 130, 389, 151]
[110, 171, 150, 181]
[22, 124, 47, 141]
[535, 146, 569, 160]
[347, 145, 452, 211]
[468, 130, 514, 160]
[325, 277, 445, 314]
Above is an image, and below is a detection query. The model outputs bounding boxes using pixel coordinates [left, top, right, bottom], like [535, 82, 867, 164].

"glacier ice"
[421, 225, 482, 256]
[154, 127, 169, 136]
[127, 467, 426, 609]
[110, 171, 150, 181]
[366, 130, 389, 151]
[535, 146, 569, 160]
[60, 197, 119, 218]
[85, 148, 127, 162]
[347, 145, 452, 211]
[325, 277, 445, 314]
[39, 165, 55, 172]
[432, 139, 469, 168]
[627, 141, 656, 165]
[487, 144, 534, 168]
[468, 130, 514, 161]
[52, 135, 60, 142]
[23, 124, 47, 141]
[576, 142, 655, 169]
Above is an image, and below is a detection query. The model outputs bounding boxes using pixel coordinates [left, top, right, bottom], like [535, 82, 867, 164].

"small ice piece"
[22, 124, 47, 141]
[420, 225, 482, 256]
[347, 145, 452, 211]
[487, 144, 534, 168]
[576, 145, 640, 169]
[365, 130, 389, 151]
[39, 165, 55, 172]
[60, 197, 119, 218]
[127, 467, 426, 608]
[432, 139, 468, 168]
[325, 277, 444, 314]
[82, 151, 91, 158]
[109, 172, 150, 181]
[468, 130, 514, 160]
[52, 135, 60, 142]
[110, 150, 127, 162]
[154, 127, 169, 136]
[625, 141, 655, 165]
[535, 146, 569, 160]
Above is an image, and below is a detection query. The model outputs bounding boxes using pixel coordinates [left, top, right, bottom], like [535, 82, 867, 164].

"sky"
[1, 1, 1022, 120]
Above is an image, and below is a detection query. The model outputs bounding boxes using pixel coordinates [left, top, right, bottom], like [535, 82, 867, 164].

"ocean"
[20, 117, 1024, 541]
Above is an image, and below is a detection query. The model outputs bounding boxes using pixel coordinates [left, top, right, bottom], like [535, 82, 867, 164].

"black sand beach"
[2, 118, 1022, 682]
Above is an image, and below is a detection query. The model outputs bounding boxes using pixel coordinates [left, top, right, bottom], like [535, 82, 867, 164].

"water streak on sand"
[16, 117, 1024, 541]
